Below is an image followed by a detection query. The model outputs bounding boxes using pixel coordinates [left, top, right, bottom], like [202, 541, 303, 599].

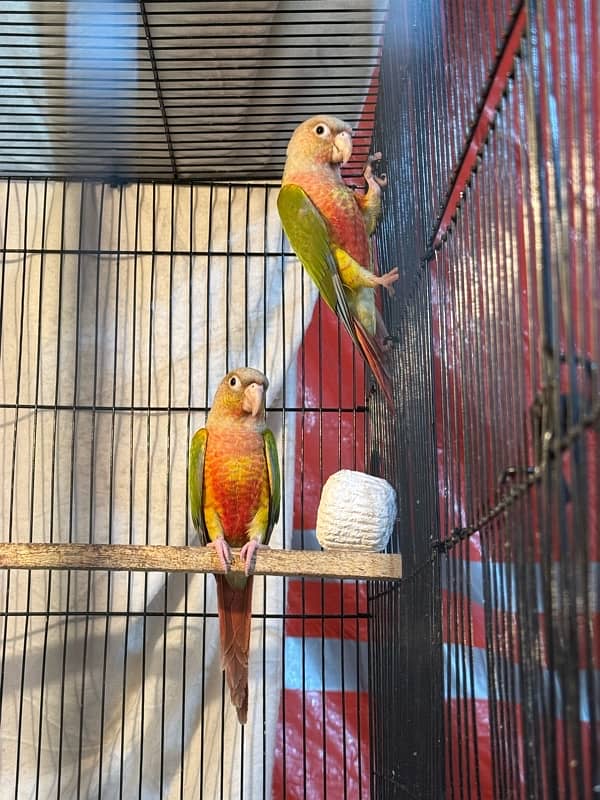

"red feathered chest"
[296, 171, 371, 268]
[203, 426, 267, 545]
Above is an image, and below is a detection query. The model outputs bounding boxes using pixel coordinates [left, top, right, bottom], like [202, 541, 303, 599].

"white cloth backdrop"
[0, 179, 317, 798]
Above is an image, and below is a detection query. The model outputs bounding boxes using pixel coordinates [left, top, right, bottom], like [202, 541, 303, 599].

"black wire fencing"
[368, 0, 599, 797]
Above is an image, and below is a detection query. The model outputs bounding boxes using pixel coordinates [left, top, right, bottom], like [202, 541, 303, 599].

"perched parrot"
[188, 367, 280, 724]
[278, 115, 398, 406]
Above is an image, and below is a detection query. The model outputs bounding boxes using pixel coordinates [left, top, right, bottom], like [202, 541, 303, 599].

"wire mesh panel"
[0, 176, 375, 798]
[367, 272, 443, 800]
[370, 0, 599, 797]
[0, 172, 380, 798]
[273, 307, 371, 798]
[0, 0, 385, 183]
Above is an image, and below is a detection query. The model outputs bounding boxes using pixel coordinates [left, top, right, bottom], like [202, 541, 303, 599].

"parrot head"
[208, 367, 269, 425]
[283, 115, 353, 176]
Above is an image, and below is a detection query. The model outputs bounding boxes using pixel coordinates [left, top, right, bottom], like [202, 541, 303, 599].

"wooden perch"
[0, 543, 402, 581]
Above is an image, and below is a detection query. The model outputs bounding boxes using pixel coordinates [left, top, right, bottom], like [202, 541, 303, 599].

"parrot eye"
[229, 375, 240, 389]
[313, 123, 330, 137]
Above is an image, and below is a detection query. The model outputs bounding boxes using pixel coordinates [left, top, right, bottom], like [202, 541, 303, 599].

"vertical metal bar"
[298, 269, 308, 800]
[199, 182, 215, 800]
[260, 183, 267, 800]
[280, 206, 291, 800]
[558, 6, 589, 795]
[244, 184, 251, 367]
[528, 0, 557, 367]
[57, 179, 86, 800]
[492, 123, 520, 797]
[0, 177, 11, 362]
[316, 296, 327, 800]
[119, 179, 141, 800]
[0, 178, 11, 746]
[14, 178, 37, 798]
[465, 177, 485, 800]
[98, 181, 124, 799]
[528, 2, 563, 794]
[263, 183, 270, 799]
[455, 202, 475, 800]
[218, 183, 228, 800]
[35, 179, 68, 800]
[496, 94, 522, 800]
[159, 182, 176, 799]
[481, 123, 507, 800]
[224, 184, 232, 376]
[280, 259, 287, 800]
[138, 180, 158, 799]
[516, 51, 546, 797]
[367, 584, 375, 800]
[180, 180, 194, 800]
[77, 181, 105, 798]
[238, 186, 248, 800]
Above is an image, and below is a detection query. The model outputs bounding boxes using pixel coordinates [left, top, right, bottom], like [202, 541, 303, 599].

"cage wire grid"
[1, 0, 599, 799]
[0, 174, 375, 799]
[369, 0, 599, 798]
[0, 0, 385, 183]
[0, 2, 385, 796]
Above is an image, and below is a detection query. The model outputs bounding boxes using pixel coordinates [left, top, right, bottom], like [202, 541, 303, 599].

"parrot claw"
[364, 152, 388, 188]
[239, 539, 268, 576]
[208, 538, 232, 572]
[375, 267, 399, 297]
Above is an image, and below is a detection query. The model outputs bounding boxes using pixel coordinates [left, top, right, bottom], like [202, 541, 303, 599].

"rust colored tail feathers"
[354, 320, 394, 408]
[215, 574, 254, 724]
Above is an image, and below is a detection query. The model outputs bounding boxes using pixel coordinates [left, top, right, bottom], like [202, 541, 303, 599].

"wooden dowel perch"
[0, 543, 402, 581]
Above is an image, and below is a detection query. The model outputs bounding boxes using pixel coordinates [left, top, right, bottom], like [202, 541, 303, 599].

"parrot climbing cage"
[0, 1, 598, 799]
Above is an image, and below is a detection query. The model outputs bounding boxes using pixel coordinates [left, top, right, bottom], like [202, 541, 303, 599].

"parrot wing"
[277, 183, 361, 351]
[263, 428, 280, 545]
[188, 427, 209, 545]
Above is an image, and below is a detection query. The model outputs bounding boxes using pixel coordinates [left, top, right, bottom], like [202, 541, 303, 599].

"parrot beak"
[242, 382, 265, 417]
[332, 129, 352, 164]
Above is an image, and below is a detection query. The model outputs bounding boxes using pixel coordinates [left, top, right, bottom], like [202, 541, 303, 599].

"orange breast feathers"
[202, 428, 269, 547]
[298, 173, 372, 268]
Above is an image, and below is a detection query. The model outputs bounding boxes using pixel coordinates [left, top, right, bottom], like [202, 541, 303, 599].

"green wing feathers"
[278, 185, 360, 349]
[188, 427, 209, 545]
[263, 428, 280, 545]
[278, 184, 337, 309]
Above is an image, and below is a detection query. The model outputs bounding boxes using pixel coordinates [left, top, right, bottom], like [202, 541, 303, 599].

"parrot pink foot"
[239, 539, 269, 576]
[364, 152, 388, 188]
[374, 267, 400, 296]
[208, 538, 232, 572]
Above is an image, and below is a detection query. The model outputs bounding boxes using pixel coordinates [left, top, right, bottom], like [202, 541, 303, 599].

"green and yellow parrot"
[278, 115, 398, 406]
[188, 367, 280, 724]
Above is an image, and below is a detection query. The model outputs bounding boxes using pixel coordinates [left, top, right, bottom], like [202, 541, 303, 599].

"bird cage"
[0, 2, 598, 799]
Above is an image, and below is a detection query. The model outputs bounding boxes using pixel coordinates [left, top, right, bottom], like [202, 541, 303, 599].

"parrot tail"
[215, 573, 253, 724]
[354, 321, 395, 409]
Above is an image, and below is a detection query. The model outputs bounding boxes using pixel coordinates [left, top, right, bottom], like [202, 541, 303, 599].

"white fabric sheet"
[0, 179, 317, 798]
